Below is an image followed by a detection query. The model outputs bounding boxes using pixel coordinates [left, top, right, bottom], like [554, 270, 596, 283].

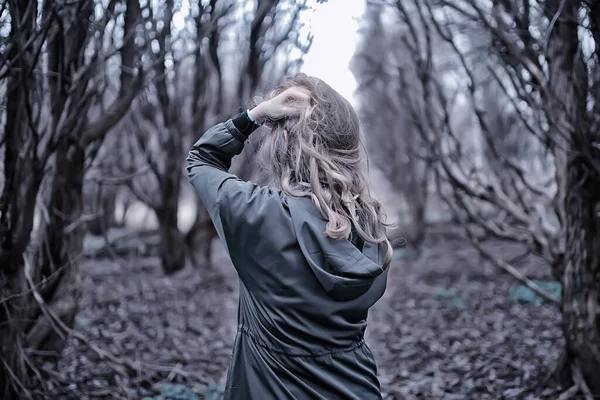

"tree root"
[554, 352, 595, 400]
[571, 360, 594, 400]
[557, 385, 579, 400]
[0, 354, 32, 400]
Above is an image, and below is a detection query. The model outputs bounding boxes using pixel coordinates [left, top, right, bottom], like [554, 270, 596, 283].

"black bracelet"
[231, 111, 260, 137]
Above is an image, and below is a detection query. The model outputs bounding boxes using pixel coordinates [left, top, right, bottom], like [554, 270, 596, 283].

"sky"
[169, 0, 365, 101]
[300, 0, 365, 101]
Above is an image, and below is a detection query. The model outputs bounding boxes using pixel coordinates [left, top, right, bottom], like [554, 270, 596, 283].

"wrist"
[248, 105, 267, 124]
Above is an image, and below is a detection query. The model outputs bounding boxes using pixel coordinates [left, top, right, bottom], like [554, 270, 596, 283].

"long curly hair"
[255, 73, 393, 270]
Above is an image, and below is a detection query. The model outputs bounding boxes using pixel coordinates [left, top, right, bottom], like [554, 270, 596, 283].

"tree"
[0, 0, 144, 395]
[120, 0, 210, 275]
[350, 2, 430, 250]
[368, 0, 600, 395]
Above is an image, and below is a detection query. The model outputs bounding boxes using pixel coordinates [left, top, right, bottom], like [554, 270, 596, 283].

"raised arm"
[186, 88, 311, 253]
[186, 113, 260, 245]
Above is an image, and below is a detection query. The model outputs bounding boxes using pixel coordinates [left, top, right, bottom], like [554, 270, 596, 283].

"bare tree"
[351, 2, 430, 249]
[373, 0, 600, 395]
[83, 136, 136, 236]
[0, 0, 144, 395]
[118, 0, 199, 275]
[183, 0, 234, 269]
[235, 0, 312, 103]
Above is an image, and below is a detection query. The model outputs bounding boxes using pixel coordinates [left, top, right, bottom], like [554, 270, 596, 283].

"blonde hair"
[255, 73, 393, 270]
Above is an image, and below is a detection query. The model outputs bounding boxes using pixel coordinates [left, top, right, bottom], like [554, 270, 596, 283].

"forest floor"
[48, 224, 566, 400]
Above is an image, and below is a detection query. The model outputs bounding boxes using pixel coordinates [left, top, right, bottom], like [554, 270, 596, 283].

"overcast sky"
[301, 0, 365, 102]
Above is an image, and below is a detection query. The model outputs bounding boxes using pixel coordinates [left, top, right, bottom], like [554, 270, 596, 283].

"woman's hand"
[248, 87, 311, 124]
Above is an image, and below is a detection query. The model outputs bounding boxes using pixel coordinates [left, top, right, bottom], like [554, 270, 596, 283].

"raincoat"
[186, 119, 388, 400]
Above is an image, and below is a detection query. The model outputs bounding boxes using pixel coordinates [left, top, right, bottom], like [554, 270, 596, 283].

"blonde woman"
[187, 74, 392, 400]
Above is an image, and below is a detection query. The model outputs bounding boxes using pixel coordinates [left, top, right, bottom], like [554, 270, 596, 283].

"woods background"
[1, 0, 599, 399]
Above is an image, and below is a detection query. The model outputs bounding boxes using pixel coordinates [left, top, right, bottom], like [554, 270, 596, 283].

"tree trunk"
[85, 181, 117, 236]
[545, 0, 600, 394]
[156, 205, 186, 275]
[559, 148, 600, 394]
[0, 145, 86, 396]
[0, 257, 29, 398]
[404, 155, 428, 250]
[184, 207, 216, 268]
[26, 143, 85, 354]
[156, 168, 185, 274]
[0, 1, 43, 395]
[18, 0, 92, 356]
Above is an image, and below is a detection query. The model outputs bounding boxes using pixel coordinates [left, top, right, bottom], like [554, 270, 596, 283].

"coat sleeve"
[186, 119, 280, 258]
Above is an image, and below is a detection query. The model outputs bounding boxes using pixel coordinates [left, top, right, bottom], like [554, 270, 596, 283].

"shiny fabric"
[186, 120, 388, 400]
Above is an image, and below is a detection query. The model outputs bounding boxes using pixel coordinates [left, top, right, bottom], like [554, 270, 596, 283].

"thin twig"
[0, 354, 33, 400]
[572, 360, 594, 400]
[557, 385, 580, 400]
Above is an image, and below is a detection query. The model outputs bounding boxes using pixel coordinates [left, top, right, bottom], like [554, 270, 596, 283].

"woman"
[187, 73, 393, 400]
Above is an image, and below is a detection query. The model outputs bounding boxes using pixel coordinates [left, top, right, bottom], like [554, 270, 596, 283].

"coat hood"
[286, 196, 386, 301]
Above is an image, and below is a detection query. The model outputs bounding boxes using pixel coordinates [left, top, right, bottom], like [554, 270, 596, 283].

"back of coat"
[187, 121, 388, 400]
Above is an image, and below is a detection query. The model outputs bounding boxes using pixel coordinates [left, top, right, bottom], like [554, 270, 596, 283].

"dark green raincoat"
[187, 119, 388, 400]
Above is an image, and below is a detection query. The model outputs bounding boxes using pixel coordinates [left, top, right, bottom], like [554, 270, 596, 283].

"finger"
[280, 106, 302, 116]
[285, 95, 311, 106]
[281, 102, 309, 117]
[284, 95, 311, 110]
[285, 87, 312, 102]
[290, 86, 311, 96]
[288, 95, 311, 108]
[293, 89, 312, 101]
